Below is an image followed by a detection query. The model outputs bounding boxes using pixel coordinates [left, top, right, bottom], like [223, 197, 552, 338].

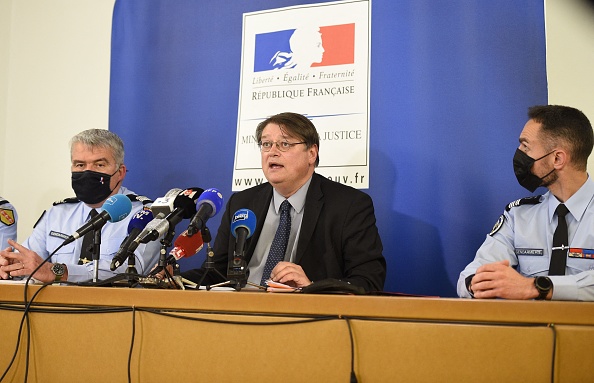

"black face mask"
[71, 168, 120, 205]
[513, 148, 555, 193]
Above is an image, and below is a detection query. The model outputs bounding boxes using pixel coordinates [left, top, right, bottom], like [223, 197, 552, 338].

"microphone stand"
[153, 227, 183, 289]
[220, 254, 249, 291]
[110, 250, 142, 288]
[91, 229, 102, 283]
[208, 234, 251, 291]
[125, 250, 138, 275]
[196, 227, 227, 288]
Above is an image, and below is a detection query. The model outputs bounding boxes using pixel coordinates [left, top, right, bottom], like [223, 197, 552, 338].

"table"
[1, 284, 593, 382]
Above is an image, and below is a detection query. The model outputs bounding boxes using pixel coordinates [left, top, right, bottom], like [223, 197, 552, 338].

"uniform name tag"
[515, 248, 544, 256]
[49, 231, 69, 240]
[568, 248, 594, 259]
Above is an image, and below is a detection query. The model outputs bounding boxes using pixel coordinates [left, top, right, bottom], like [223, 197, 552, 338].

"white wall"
[1, 0, 115, 240]
[545, 0, 594, 135]
[0, 0, 13, 193]
[1, 0, 593, 241]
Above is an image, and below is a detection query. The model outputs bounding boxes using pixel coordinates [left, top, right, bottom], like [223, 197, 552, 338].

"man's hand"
[270, 262, 312, 288]
[0, 239, 57, 282]
[470, 260, 539, 300]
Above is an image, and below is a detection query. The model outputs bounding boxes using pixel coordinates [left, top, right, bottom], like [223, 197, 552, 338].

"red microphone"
[169, 229, 204, 260]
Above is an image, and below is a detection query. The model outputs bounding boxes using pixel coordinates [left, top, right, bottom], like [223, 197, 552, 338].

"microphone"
[150, 188, 183, 218]
[122, 188, 204, 263]
[228, 209, 257, 278]
[63, 194, 132, 245]
[169, 229, 204, 261]
[187, 188, 224, 236]
[129, 212, 168, 249]
[110, 209, 154, 271]
[161, 187, 204, 229]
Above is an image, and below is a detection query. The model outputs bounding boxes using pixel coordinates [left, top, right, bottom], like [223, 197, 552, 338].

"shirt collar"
[272, 176, 312, 214]
[546, 175, 594, 223]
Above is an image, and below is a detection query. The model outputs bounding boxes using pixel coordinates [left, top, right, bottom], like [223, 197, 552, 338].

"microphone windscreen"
[102, 194, 132, 223]
[174, 187, 204, 219]
[230, 209, 256, 239]
[170, 230, 203, 260]
[127, 209, 154, 233]
[196, 188, 224, 217]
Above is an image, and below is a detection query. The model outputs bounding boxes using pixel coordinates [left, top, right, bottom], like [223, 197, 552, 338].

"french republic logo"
[254, 23, 355, 72]
[0, 208, 15, 226]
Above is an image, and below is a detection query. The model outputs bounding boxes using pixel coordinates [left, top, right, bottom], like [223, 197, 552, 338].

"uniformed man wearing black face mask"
[458, 105, 594, 302]
[0, 129, 159, 284]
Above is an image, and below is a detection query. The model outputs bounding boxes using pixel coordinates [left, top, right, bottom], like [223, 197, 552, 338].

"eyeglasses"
[258, 140, 306, 152]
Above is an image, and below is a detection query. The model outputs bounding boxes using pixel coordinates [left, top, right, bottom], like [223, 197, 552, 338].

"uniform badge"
[568, 248, 594, 259]
[0, 208, 15, 226]
[515, 248, 544, 256]
[489, 214, 505, 236]
[49, 231, 69, 240]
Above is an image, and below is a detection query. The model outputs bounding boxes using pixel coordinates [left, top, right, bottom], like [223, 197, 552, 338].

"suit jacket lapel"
[295, 173, 324, 264]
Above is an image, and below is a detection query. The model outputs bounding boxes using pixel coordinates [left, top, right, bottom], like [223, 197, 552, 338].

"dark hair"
[528, 105, 593, 171]
[256, 112, 320, 166]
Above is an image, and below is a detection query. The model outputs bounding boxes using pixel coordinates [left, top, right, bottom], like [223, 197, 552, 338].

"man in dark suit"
[183, 112, 385, 292]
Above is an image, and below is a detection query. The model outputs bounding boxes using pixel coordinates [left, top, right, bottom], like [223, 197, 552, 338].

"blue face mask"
[71, 168, 120, 205]
[513, 148, 555, 192]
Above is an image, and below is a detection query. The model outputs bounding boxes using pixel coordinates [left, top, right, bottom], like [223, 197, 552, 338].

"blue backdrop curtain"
[109, 0, 547, 297]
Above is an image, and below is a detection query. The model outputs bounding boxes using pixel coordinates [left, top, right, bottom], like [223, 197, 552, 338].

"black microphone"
[187, 188, 224, 236]
[161, 187, 203, 229]
[122, 188, 204, 257]
[228, 209, 257, 279]
[110, 209, 154, 271]
[63, 194, 132, 246]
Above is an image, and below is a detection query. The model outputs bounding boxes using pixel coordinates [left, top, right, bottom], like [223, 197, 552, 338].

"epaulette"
[504, 195, 543, 212]
[53, 197, 80, 206]
[490, 195, 543, 236]
[33, 211, 46, 229]
[126, 194, 153, 206]
[41, 195, 76, 228]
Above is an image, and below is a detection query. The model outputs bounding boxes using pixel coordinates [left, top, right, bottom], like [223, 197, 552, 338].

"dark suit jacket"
[182, 173, 386, 291]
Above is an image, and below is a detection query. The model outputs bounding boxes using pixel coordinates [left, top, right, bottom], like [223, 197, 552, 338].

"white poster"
[233, 0, 371, 190]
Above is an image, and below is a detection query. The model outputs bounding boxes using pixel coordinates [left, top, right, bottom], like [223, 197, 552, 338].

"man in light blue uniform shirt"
[458, 105, 594, 301]
[0, 198, 17, 249]
[0, 129, 159, 283]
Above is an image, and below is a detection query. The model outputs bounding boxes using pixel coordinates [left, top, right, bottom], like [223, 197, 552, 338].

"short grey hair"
[70, 129, 125, 166]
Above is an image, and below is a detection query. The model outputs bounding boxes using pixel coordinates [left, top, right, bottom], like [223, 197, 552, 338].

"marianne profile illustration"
[269, 27, 325, 69]
[253, 23, 354, 73]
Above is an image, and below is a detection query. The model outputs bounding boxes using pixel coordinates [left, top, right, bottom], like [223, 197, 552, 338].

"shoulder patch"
[0, 208, 15, 226]
[489, 214, 505, 236]
[0, 199, 9, 206]
[505, 195, 542, 212]
[53, 197, 79, 206]
[126, 194, 153, 206]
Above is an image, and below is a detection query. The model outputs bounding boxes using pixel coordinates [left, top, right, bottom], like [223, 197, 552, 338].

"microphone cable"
[0, 283, 49, 383]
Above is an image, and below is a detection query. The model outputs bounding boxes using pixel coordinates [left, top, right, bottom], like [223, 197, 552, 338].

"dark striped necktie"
[260, 200, 291, 285]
